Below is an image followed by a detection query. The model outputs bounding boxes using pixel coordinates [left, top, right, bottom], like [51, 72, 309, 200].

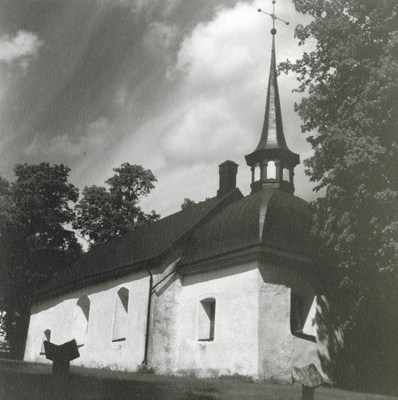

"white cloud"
[175, 6, 261, 86]
[116, 86, 129, 106]
[110, 0, 181, 18]
[129, 0, 182, 17]
[108, 0, 318, 217]
[25, 117, 114, 159]
[161, 1, 268, 165]
[0, 31, 41, 67]
[143, 22, 180, 54]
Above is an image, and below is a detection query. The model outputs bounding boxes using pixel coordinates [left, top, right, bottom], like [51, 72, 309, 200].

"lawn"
[0, 360, 397, 400]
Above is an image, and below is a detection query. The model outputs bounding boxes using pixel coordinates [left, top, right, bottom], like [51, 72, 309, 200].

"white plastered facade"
[24, 258, 319, 382]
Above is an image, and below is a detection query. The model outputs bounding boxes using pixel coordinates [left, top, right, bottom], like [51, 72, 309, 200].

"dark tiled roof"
[39, 189, 243, 297]
[180, 189, 313, 267]
[38, 187, 313, 299]
[262, 189, 313, 257]
[180, 190, 264, 264]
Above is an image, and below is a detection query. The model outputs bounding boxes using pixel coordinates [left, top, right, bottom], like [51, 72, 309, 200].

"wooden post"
[302, 384, 314, 400]
[293, 364, 324, 400]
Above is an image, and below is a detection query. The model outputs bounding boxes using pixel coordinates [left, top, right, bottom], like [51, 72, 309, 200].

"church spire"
[245, 1, 299, 194]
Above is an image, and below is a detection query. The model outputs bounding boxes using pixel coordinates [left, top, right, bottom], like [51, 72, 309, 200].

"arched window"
[72, 296, 90, 346]
[198, 298, 216, 341]
[290, 293, 304, 334]
[112, 287, 129, 342]
[283, 168, 290, 182]
[40, 329, 51, 355]
[290, 292, 316, 342]
[254, 163, 261, 181]
[267, 161, 276, 179]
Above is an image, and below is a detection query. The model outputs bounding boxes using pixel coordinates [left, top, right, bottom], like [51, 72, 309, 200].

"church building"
[24, 20, 322, 383]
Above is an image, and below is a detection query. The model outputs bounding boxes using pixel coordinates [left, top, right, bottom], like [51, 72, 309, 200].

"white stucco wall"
[148, 272, 183, 374]
[25, 259, 321, 381]
[24, 270, 150, 371]
[258, 263, 320, 382]
[164, 262, 261, 378]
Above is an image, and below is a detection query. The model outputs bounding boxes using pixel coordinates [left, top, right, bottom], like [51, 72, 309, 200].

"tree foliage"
[281, 0, 398, 392]
[73, 163, 160, 247]
[181, 198, 196, 210]
[0, 163, 82, 358]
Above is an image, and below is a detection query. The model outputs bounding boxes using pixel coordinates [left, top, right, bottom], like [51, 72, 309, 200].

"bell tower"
[245, 1, 299, 194]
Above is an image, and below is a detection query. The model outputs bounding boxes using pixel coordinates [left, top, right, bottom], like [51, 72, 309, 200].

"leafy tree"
[181, 198, 196, 210]
[74, 163, 160, 247]
[0, 163, 82, 358]
[281, 0, 398, 392]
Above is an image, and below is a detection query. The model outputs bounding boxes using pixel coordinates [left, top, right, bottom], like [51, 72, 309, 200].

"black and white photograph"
[0, 0, 397, 399]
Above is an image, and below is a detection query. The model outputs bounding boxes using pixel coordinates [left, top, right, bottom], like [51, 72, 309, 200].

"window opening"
[290, 292, 316, 342]
[72, 295, 90, 346]
[267, 161, 276, 179]
[254, 163, 260, 181]
[40, 329, 51, 355]
[198, 298, 216, 341]
[283, 168, 290, 181]
[112, 287, 129, 342]
[290, 293, 304, 334]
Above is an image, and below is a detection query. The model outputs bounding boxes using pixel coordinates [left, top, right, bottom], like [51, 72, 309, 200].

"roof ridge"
[35, 188, 243, 299]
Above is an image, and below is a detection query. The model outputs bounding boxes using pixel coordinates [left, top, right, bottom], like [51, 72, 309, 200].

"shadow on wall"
[315, 277, 398, 396]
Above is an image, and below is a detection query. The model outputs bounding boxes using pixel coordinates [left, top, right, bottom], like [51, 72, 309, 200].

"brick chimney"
[217, 160, 238, 198]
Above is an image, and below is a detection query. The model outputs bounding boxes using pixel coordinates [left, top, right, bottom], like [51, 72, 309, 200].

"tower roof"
[180, 188, 314, 271]
[245, 30, 299, 168]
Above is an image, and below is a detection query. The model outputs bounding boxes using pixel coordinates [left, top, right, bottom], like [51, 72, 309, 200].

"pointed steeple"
[245, 19, 299, 194]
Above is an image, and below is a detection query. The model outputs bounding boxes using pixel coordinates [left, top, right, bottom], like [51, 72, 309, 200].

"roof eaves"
[34, 258, 154, 301]
[179, 242, 315, 275]
[34, 188, 244, 301]
[146, 188, 244, 262]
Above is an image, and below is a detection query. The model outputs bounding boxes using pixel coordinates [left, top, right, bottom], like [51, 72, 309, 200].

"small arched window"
[72, 296, 90, 346]
[40, 329, 51, 355]
[290, 292, 316, 342]
[290, 293, 304, 334]
[198, 298, 216, 341]
[112, 287, 129, 342]
[267, 161, 276, 179]
[283, 168, 290, 182]
[254, 163, 261, 181]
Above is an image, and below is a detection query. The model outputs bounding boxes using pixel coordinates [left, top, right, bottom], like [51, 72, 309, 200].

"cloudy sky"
[0, 0, 316, 218]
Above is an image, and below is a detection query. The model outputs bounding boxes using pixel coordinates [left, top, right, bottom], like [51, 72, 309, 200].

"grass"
[0, 360, 397, 400]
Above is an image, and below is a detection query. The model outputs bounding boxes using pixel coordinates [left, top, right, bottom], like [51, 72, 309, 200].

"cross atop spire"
[257, 0, 290, 34]
[245, 1, 299, 195]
